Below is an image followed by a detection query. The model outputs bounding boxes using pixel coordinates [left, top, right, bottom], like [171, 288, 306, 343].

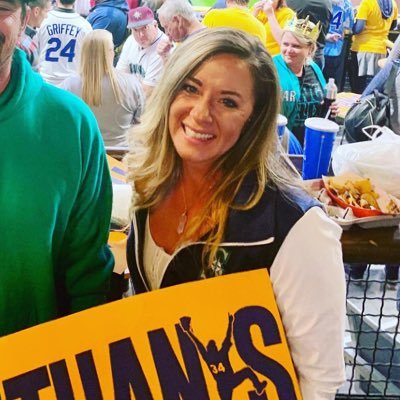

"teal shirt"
[0, 49, 114, 336]
[273, 54, 326, 133]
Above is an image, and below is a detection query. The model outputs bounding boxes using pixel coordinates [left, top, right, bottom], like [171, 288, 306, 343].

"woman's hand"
[329, 101, 340, 118]
[263, 0, 275, 17]
[252, 0, 265, 16]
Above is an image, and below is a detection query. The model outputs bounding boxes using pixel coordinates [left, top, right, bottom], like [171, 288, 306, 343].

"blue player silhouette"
[180, 314, 267, 400]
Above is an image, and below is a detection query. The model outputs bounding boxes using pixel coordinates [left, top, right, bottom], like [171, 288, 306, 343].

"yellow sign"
[0, 270, 301, 399]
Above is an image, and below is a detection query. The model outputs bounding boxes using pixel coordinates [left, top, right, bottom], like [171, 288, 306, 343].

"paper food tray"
[305, 179, 400, 230]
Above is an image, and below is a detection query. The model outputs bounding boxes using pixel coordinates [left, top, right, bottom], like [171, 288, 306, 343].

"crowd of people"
[15, 0, 400, 143]
[2, 0, 400, 397]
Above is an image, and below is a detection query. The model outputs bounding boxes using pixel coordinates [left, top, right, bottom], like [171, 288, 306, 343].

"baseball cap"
[127, 6, 155, 29]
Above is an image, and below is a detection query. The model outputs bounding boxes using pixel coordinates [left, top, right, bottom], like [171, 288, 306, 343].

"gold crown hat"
[284, 15, 321, 42]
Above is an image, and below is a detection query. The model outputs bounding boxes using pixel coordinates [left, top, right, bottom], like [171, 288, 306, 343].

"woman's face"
[281, 32, 312, 70]
[169, 54, 255, 172]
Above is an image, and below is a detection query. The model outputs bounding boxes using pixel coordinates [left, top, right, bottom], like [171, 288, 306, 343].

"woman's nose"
[190, 97, 213, 123]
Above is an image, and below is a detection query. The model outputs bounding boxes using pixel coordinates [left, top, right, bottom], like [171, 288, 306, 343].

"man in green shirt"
[0, 0, 114, 336]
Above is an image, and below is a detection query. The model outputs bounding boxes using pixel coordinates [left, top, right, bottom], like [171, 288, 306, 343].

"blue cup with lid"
[302, 117, 339, 180]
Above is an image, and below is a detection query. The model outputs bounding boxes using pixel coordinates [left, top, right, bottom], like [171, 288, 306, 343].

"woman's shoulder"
[60, 74, 81, 92]
[266, 183, 320, 214]
[306, 61, 325, 84]
[56, 75, 85, 104]
[225, 177, 320, 244]
[114, 70, 145, 106]
[115, 70, 142, 89]
[237, 174, 319, 216]
[272, 53, 284, 67]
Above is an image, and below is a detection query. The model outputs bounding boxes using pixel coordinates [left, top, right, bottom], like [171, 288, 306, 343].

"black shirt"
[291, 65, 324, 145]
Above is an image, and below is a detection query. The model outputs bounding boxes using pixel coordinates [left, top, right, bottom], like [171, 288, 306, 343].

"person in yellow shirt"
[203, 0, 267, 45]
[350, 0, 398, 93]
[252, 0, 295, 55]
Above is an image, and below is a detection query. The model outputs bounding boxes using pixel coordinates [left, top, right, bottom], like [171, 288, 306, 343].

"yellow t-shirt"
[203, 7, 267, 45]
[351, 0, 398, 54]
[256, 7, 295, 55]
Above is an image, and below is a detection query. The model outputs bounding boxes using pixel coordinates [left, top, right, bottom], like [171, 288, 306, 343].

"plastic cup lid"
[277, 114, 288, 126]
[305, 117, 339, 132]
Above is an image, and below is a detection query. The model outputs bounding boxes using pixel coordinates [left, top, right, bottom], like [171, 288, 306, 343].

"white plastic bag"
[332, 126, 400, 197]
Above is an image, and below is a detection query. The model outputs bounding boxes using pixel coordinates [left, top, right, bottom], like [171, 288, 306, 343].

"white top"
[36, 9, 92, 86]
[60, 71, 145, 146]
[116, 30, 166, 87]
[270, 207, 345, 400]
[143, 207, 345, 400]
[144, 215, 173, 290]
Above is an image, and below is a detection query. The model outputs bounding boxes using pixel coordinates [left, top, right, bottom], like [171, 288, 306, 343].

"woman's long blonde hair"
[126, 28, 302, 271]
[79, 29, 122, 107]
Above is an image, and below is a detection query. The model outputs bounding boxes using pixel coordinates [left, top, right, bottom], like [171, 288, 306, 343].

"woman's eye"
[181, 83, 198, 94]
[222, 98, 238, 108]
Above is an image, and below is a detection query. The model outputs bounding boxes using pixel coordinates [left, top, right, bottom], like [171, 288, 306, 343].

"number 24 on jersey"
[45, 38, 76, 62]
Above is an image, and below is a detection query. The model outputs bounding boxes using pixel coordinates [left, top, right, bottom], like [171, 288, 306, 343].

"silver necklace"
[176, 179, 215, 235]
[177, 184, 188, 235]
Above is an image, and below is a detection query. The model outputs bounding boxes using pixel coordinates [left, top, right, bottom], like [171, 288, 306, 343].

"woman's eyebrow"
[221, 90, 242, 98]
[187, 76, 202, 86]
[187, 77, 242, 98]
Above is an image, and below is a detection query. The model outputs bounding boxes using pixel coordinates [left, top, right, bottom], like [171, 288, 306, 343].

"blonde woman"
[252, 0, 295, 55]
[273, 16, 338, 145]
[126, 28, 345, 398]
[61, 29, 145, 146]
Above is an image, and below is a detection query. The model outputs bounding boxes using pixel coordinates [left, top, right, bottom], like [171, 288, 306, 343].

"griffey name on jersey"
[46, 24, 82, 37]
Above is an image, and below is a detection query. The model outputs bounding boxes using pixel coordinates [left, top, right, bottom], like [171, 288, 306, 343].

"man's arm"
[57, 107, 114, 314]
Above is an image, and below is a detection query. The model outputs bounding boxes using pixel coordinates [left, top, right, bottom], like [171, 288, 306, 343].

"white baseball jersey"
[116, 30, 166, 87]
[37, 8, 92, 86]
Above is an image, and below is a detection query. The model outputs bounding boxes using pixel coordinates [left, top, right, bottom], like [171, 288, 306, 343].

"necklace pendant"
[177, 212, 187, 235]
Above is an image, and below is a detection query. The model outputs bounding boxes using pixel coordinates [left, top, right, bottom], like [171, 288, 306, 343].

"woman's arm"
[252, 0, 266, 18]
[270, 207, 346, 400]
[264, 0, 284, 45]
